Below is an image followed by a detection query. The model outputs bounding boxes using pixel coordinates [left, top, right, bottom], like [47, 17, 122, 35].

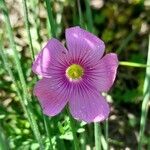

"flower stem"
[138, 34, 150, 150]
[68, 111, 80, 150]
[94, 122, 102, 150]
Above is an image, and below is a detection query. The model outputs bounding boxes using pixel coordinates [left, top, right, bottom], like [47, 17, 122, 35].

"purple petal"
[69, 89, 110, 123]
[65, 26, 105, 65]
[32, 38, 68, 78]
[86, 53, 118, 92]
[34, 78, 68, 116]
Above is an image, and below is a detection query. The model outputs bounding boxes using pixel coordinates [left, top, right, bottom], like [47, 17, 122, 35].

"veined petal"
[86, 53, 118, 92]
[65, 26, 105, 66]
[32, 38, 68, 78]
[34, 78, 69, 116]
[69, 89, 110, 123]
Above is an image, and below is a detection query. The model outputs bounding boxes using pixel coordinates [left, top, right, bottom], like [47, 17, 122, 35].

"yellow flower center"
[66, 64, 84, 80]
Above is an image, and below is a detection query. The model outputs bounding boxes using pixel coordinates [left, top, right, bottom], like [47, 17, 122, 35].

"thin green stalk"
[28, 0, 53, 144]
[104, 119, 108, 150]
[77, 0, 84, 27]
[45, 0, 56, 37]
[22, 0, 35, 60]
[0, 40, 27, 115]
[119, 61, 150, 68]
[0, 124, 8, 150]
[0, 0, 44, 149]
[31, 0, 42, 49]
[0, 41, 41, 149]
[68, 111, 80, 150]
[84, 0, 93, 32]
[138, 35, 150, 150]
[94, 123, 102, 150]
[43, 116, 53, 150]
[116, 30, 136, 54]
[101, 134, 107, 150]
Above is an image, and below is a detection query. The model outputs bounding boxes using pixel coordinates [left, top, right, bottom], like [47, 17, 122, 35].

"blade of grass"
[116, 30, 136, 54]
[138, 35, 150, 149]
[45, 0, 56, 37]
[94, 123, 102, 150]
[22, 0, 35, 60]
[119, 61, 150, 68]
[0, 0, 44, 149]
[23, 0, 54, 146]
[43, 116, 53, 150]
[84, 0, 93, 32]
[0, 124, 9, 150]
[0, 40, 27, 116]
[104, 119, 108, 150]
[77, 0, 84, 27]
[31, 0, 42, 49]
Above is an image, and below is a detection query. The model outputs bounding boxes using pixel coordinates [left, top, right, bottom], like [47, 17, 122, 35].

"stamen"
[66, 64, 84, 80]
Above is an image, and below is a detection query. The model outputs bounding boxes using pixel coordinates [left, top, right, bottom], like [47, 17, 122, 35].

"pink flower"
[32, 26, 118, 123]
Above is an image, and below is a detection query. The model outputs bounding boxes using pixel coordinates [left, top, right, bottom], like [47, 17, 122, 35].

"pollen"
[66, 64, 84, 80]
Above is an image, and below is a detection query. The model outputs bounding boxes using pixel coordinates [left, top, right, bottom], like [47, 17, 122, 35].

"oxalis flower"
[32, 26, 118, 123]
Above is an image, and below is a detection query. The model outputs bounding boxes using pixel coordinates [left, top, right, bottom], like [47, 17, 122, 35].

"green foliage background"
[0, 0, 150, 149]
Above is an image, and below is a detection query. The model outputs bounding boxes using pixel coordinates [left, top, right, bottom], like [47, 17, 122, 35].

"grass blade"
[77, 0, 84, 27]
[0, 124, 9, 150]
[138, 35, 150, 149]
[119, 61, 150, 68]
[84, 0, 93, 32]
[45, 0, 56, 37]
[43, 116, 54, 150]
[0, 0, 44, 149]
[22, 0, 35, 60]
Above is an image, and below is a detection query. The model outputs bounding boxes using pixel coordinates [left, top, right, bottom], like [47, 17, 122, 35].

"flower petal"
[69, 89, 110, 123]
[86, 53, 118, 92]
[34, 78, 69, 116]
[32, 38, 68, 77]
[65, 26, 105, 65]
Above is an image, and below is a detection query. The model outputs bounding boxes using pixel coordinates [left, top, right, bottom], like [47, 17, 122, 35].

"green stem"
[0, 1, 44, 149]
[94, 122, 102, 150]
[43, 116, 53, 150]
[84, 0, 93, 32]
[119, 61, 150, 68]
[68, 111, 79, 150]
[116, 30, 136, 54]
[0, 124, 8, 150]
[22, 0, 35, 60]
[0, 40, 29, 117]
[138, 35, 150, 150]
[104, 119, 108, 150]
[45, 0, 56, 37]
[77, 0, 83, 27]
